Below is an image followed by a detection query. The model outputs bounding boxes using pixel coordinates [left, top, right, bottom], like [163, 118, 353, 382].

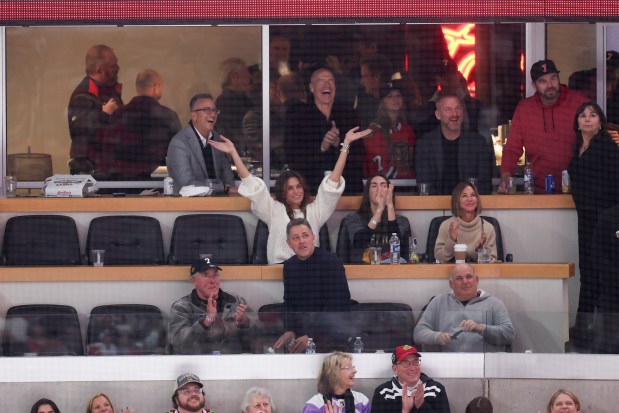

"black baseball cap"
[190, 257, 222, 276]
[531, 59, 560, 82]
[379, 80, 404, 99]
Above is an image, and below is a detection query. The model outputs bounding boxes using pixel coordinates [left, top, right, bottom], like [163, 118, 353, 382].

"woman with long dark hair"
[210, 126, 370, 264]
[337, 174, 412, 263]
[568, 101, 619, 348]
[31, 399, 61, 413]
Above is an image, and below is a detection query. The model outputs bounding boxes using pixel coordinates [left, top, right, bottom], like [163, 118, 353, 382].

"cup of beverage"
[91, 249, 106, 266]
[418, 182, 431, 196]
[4, 175, 17, 197]
[507, 177, 517, 194]
[476, 247, 492, 264]
[370, 247, 382, 265]
[454, 244, 467, 263]
[466, 177, 478, 189]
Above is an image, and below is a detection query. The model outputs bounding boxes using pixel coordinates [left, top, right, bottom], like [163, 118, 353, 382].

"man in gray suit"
[167, 93, 237, 195]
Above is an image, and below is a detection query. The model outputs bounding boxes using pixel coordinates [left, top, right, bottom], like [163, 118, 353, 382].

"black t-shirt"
[441, 133, 460, 194]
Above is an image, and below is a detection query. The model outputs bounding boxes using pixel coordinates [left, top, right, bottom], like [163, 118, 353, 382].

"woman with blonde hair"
[434, 181, 497, 263]
[86, 394, 133, 413]
[543, 389, 580, 413]
[302, 352, 370, 413]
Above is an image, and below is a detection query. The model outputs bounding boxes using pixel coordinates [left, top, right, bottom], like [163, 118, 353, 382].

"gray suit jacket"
[166, 124, 234, 194]
[415, 126, 493, 195]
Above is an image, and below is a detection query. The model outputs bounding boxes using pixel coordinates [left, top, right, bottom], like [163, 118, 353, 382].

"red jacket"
[363, 122, 416, 178]
[501, 85, 588, 193]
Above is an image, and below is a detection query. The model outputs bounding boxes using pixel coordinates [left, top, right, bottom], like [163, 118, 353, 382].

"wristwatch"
[370, 218, 379, 226]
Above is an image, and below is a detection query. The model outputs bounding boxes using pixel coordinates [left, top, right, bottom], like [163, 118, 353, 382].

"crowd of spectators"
[28, 361, 585, 412]
[44, 31, 619, 413]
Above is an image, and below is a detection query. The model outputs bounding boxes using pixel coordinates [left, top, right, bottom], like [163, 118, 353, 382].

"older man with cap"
[168, 257, 254, 354]
[371, 344, 450, 413]
[499, 59, 588, 194]
[168, 373, 216, 413]
[413, 263, 514, 352]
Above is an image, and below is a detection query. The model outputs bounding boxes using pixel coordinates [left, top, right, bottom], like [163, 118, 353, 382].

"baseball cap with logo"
[190, 257, 222, 276]
[391, 344, 421, 364]
[174, 373, 203, 392]
[531, 59, 560, 82]
[379, 80, 405, 100]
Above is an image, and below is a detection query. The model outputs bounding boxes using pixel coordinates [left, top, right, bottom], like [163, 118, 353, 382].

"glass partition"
[268, 23, 525, 193]
[4, 23, 529, 193]
[5, 25, 261, 187]
[0, 309, 581, 356]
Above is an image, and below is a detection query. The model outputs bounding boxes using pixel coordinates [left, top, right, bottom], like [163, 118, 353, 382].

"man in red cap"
[371, 344, 450, 412]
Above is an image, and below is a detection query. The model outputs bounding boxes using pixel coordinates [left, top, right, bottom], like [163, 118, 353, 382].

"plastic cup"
[4, 175, 17, 197]
[370, 247, 382, 265]
[419, 182, 430, 196]
[477, 247, 492, 264]
[91, 249, 105, 266]
[507, 177, 517, 194]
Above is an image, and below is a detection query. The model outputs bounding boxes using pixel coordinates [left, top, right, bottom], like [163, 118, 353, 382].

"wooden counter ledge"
[0, 194, 574, 213]
[0, 263, 574, 282]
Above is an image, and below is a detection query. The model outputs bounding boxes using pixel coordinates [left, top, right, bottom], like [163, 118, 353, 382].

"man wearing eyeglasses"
[413, 263, 514, 352]
[371, 344, 450, 413]
[168, 258, 253, 354]
[167, 93, 237, 195]
[168, 373, 216, 413]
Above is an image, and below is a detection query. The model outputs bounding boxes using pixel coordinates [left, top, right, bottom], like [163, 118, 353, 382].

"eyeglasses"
[179, 387, 203, 396]
[340, 365, 356, 371]
[192, 107, 220, 115]
[398, 359, 421, 368]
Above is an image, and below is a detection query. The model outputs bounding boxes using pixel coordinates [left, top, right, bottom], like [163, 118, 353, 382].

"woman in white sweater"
[434, 181, 497, 263]
[209, 127, 371, 264]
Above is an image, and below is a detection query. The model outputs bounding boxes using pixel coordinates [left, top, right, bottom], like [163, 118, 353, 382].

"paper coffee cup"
[454, 244, 467, 263]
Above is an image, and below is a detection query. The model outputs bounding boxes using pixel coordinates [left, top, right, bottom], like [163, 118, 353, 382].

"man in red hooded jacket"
[499, 59, 588, 194]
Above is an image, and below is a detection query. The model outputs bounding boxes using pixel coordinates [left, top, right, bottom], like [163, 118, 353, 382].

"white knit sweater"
[238, 174, 345, 264]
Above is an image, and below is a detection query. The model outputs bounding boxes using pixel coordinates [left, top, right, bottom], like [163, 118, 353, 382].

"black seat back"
[425, 216, 450, 263]
[169, 214, 248, 264]
[351, 302, 415, 352]
[252, 220, 331, 264]
[2, 215, 82, 266]
[86, 216, 165, 265]
[86, 304, 166, 355]
[2, 304, 84, 356]
[480, 215, 505, 262]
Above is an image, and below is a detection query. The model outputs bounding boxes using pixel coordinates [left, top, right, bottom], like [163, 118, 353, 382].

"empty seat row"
[1, 302, 414, 356]
[0, 214, 249, 266]
[1, 304, 165, 357]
